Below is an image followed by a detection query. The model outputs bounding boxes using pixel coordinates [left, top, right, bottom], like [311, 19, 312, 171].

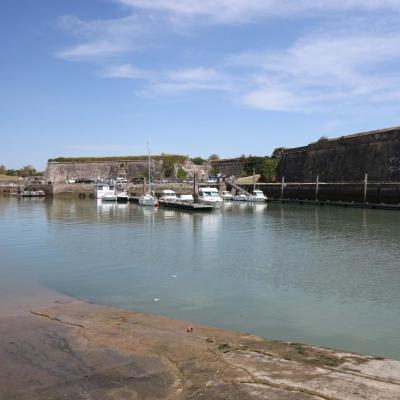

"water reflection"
[96, 199, 129, 218]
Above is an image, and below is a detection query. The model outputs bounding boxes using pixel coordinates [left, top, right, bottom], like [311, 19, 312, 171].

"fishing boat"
[198, 187, 223, 208]
[139, 144, 158, 207]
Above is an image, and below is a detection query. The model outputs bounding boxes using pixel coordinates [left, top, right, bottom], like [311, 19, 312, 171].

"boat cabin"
[94, 183, 115, 199]
[160, 190, 178, 202]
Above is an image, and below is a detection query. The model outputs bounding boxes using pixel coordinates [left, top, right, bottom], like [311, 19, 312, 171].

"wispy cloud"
[101, 65, 233, 93]
[235, 27, 400, 111]
[115, 0, 400, 23]
[97, 25, 400, 112]
[157, 67, 233, 93]
[55, 14, 154, 61]
[56, 41, 128, 60]
[55, 1, 400, 114]
[101, 64, 153, 79]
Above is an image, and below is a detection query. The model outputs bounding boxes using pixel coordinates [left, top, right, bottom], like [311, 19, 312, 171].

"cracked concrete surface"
[0, 294, 399, 399]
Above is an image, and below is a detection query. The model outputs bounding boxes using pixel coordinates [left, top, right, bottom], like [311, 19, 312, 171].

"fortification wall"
[239, 182, 400, 204]
[277, 127, 400, 182]
[210, 158, 245, 177]
[45, 160, 164, 183]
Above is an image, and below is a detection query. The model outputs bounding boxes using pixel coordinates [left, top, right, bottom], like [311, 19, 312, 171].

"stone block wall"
[277, 127, 400, 182]
[210, 158, 246, 177]
[46, 160, 163, 183]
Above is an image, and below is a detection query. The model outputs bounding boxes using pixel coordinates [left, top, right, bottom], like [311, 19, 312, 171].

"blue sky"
[2, 0, 400, 169]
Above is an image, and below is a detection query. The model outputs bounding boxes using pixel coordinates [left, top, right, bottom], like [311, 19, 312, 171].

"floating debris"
[153, 298, 160, 302]
[171, 275, 177, 278]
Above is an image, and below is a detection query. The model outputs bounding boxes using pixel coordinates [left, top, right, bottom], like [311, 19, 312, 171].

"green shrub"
[191, 157, 205, 165]
[164, 166, 174, 177]
[177, 167, 188, 180]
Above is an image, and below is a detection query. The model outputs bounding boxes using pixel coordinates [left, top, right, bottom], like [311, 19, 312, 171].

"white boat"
[159, 190, 178, 202]
[233, 193, 249, 201]
[139, 144, 158, 207]
[179, 194, 194, 204]
[116, 190, 129, 203]
[94, 183, 115, 199]
[102, 193, 117, 202]
[198, 187, 223, 208]
[139, 192, 158, 206]
[247, 189, 267, 202]
[20, 189, 46, 197]
[221, 190, 233, 201]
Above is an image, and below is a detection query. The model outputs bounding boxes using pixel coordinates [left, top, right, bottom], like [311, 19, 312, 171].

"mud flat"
[1, 289, 400, 399]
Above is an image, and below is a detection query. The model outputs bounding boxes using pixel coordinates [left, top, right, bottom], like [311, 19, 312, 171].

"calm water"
[1, 197, 400, 359]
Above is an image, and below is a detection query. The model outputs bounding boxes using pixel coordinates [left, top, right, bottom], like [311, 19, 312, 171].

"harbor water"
[1, 196, 399, 359]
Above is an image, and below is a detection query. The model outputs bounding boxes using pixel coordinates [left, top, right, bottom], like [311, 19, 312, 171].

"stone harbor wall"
[45, 158, 211, 183]
[277, 127, 400, 182]
[45, 160, 163, 183]
[180, 159, 211, 180]
[210, 158, 246, 177]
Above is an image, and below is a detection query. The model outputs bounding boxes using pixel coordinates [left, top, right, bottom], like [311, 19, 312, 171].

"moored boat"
[138, 143, 158, 207]
[159, 190, 178, 202]
[102, 193, 117, 202]
[179, 194, 194, 204]
[94, 183, 115, 199]
[20, 189, 46, 198]
[198, 187, 223, 208]
[221, 190, 233, 201]
[116, 190, 129, 203]
[233, 193, 248, 201]
[247, 189, 267, 202]
[139, 192, 158, 206]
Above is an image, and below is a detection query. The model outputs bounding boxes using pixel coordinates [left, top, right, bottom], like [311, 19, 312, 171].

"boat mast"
[147, 142, 151, 194]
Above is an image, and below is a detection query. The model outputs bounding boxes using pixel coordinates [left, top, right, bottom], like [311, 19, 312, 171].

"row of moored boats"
[95, 184, 266, 208]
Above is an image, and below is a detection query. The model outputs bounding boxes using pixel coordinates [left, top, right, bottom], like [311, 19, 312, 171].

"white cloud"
[55, 14, 153, 60]
[115, 0, 400, 23]
[168, 68, 220, 82]
[242, 86, 306, 112]
[101, 64, 153, 79]
[56, 41, 128, 60]
[96, 26, 400, 111]
[55, 1, 400, 114]
[156, 68, 232, 93]
[234, 28, 400, 111]
[100, 64, 233, 93]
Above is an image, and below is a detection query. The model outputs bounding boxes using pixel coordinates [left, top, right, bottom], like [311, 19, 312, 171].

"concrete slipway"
[1, 287, 400, 400]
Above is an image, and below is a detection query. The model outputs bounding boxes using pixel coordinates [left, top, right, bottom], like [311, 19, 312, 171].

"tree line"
[0, 165, 43, 177]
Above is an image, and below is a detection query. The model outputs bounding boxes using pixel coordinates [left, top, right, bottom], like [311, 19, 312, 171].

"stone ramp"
[1, 300, 399, 399]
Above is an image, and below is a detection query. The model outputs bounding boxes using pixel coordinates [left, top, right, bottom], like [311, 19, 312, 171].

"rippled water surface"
[1, 197, 400, 359]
